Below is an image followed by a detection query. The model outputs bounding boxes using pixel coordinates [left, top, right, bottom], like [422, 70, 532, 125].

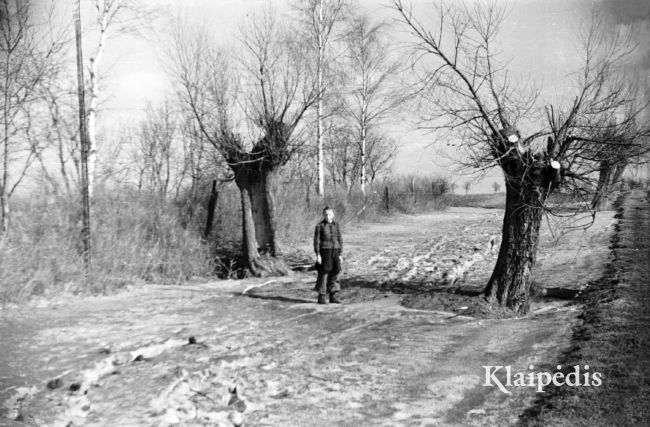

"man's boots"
[329, 292, 342, 304]
[317, 294, 327, 304]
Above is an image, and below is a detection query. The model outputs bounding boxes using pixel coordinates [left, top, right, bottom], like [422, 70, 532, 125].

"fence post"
[204, 179, 218, 238]
[411, 176, 416, 204]
[384, 185, 390, 212]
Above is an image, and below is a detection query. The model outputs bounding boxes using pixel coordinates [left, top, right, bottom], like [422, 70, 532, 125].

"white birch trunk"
[360, 75, 368, 197]
[87, 2, 111, 198]
[316, 0, 325, 197]
[360, 124, 366, 196]
[317, 92, 324, 196]
[2, 70, 9, 234]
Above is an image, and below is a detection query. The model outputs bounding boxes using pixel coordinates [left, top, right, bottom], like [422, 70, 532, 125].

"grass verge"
[518, 190, 650, 426]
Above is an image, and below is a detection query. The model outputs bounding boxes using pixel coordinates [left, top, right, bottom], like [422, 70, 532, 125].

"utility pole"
[74, 0, 91, 275]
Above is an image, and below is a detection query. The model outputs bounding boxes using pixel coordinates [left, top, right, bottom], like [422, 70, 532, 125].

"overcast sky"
[83, 0, 650, 191]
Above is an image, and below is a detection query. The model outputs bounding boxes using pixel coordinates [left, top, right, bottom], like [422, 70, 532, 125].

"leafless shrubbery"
[1, 0, 67, 234]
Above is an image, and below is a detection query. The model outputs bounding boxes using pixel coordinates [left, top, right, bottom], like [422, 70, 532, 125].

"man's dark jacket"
[313, 220, 343, 255]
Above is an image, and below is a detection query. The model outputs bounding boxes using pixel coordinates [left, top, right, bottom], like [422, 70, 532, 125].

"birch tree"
[85, 0, 116, 198]
[84, 0, 150, 197]
[324, 121, 397, 190]
[342, 12, 404, 195]
[295, 0, 347, 197]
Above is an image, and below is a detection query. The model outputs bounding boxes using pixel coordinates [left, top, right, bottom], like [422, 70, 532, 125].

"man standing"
[313, 206, 343, 304]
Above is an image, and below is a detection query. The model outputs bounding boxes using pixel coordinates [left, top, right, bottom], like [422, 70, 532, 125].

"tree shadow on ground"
[237, 292, 314, 304]
[342, 276, 517, 319]
[342, 276, 483, 297]
[235, 274, 489, 312]
[234, 274, 576, 319]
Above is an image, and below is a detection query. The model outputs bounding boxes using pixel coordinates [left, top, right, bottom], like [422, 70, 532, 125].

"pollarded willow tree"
[168, 9, 319, 276]
[393, 1, 650, 314]
[588, 110, 646, 210]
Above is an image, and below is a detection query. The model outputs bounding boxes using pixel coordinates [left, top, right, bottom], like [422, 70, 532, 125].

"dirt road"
[0, 206, 617, 426]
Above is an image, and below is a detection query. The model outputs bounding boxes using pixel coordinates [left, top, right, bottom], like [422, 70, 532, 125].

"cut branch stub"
[490, 127, 523, 159]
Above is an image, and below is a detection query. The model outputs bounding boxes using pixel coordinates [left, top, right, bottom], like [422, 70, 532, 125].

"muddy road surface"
[0, 205, 617, 426]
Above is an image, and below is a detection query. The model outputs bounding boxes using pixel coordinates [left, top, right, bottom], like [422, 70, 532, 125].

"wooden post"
[384, 185, 390, 212]
[74, 0, 91, 275]
[204, 179, 218, 238]
[411, 176, 416, 204]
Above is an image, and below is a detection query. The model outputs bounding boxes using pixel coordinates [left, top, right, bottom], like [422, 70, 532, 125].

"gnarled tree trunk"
[249, 170, 279, 256]
[485, 181, 544, 314]
[484, 159, 559, 315]
[233, 162, 287, 277]
[591, 160, 612, 211]
[592, 160, 627, 211]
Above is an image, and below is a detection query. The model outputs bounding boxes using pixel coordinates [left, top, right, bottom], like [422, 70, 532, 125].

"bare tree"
[588, 111, 648, 210]
[324, 122, 357, 190]
[323, 120, 398, 192]
[294, 0, 347, 197]
[168, 8, 319, 275]
[463, 181, 471, 195]
[1, 0, 66, 234]
[84, 0, 152, 197]
[35, 79, 80, 196]
[368, 134, 398, 183]
[393, 1, 649, 314]
[178, 112, 217, 215]
[135, 101, 182, 199]
[85, 0, 117, 198]
[34, 69, 129, 198]
[342, 11, 404, 195]
[275, 139, 319, 208]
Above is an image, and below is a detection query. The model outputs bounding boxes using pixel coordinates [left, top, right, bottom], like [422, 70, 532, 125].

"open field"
[1, 192, 646, 426]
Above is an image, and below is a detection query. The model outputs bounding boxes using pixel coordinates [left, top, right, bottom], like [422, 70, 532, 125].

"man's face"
[324, 209, 334, 223]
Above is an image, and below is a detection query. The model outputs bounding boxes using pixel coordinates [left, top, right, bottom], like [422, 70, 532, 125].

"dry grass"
[0, 192, 216, 304]
[519, 191, 650, 426]
[0, 175, 452, 304]
[449, 193, 506, 209]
